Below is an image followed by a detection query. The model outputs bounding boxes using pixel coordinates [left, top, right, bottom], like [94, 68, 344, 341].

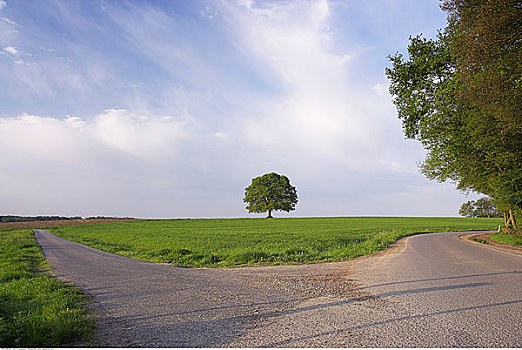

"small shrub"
[472, 238, 490, 245]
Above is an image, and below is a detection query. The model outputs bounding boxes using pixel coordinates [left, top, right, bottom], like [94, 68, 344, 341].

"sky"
[0, 0, 482, 218]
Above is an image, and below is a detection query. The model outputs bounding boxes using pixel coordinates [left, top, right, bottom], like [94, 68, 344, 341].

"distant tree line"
[84, 216, 130, 220]
[0, 216, 82, 223]
[459, 198, 502, 218]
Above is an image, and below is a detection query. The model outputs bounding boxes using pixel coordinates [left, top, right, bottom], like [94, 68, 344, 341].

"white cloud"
[0, 110, 193, 165]
[0, 0, 6, 11]
[221, 0, 395, 171]
[91, 109, 190, 162]
[0, 109, 257, 217]
[3, 45, 18, 55]
[63, 115, 86, 129]
[0, 110, 206, 217]
[2, 46, 32, 64]
[3, 50, 109, 100]
[0, 114, 90, 165]
[1, 17, 16, 25]
[200, 6, 217, 19]
[340, 54, 352, 63]
[372, 82, 389, 96]
[0, 0, 471, 218]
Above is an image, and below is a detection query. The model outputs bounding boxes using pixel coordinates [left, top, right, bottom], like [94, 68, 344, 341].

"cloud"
[220, 0, 397, 171]
[200, 6, 217, 19]
[1, 17, 15, 25]
[0, 110, 208, 217]
[91, 109, 190, 162]
[0, 0, 6, 11]
[3, 45, 19, 55]
[0, 112, 470, 218]
[0, 3, 121, 114]
[0, 110, 193, 164]
[1, 46, 31, 62]
[0, 0, 474, 217]
[2, 49, 109, 102]
[372, 82, 389, 96]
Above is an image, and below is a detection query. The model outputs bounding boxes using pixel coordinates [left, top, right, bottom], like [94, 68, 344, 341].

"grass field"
[490, 232, 522, 246]
[50, 217, 501, 268]
[0, 229, 93, 347]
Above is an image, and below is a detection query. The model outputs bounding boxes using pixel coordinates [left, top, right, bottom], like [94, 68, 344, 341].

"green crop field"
[0, 229, 93, 347]
[50, 217, 501, 268]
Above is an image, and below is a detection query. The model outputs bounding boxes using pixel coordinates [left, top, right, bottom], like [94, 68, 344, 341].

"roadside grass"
[490, 232, 522, 246]
[50, 217, 501, 268]
[0, 229, 93, 347]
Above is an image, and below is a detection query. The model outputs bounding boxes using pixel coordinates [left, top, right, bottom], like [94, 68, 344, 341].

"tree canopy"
[386, 0, 521, 229]
[459, 197, 501, 218]
[243, 172, 298, 218]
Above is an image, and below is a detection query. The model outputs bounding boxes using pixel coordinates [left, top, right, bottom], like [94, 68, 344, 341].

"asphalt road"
[35, 230, 521, 347]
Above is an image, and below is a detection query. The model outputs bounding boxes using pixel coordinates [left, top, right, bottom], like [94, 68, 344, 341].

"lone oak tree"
[243, 172, 298, 218]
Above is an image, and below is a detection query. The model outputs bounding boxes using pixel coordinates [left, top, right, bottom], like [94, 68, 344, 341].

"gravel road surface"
[35, 230, 521, 347]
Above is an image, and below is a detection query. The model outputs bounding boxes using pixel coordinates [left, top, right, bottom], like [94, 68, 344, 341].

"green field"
[0, 229, 93, 347]
[50, 217, 501, 267]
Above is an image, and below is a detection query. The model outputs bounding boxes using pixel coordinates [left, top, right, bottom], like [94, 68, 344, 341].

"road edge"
[459, 231, 522, 256]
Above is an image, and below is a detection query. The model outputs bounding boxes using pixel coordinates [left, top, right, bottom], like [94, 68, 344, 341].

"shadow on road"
[103, 281, 494, 347]
[265, 299, 522, 347]
[124, 297, 312, 321]
[359, 270, 521, 290]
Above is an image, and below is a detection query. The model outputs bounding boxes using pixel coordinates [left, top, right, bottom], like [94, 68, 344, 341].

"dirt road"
[35, 230, 521, 347]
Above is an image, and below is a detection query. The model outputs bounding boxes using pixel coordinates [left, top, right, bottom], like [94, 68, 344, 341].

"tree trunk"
[266, 209, 273, 218]
[509, 209, 518, 229]
[504, 212, 509, 228]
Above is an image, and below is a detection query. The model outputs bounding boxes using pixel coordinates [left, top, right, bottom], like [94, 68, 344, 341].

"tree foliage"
[386, 0, 521, 229]
[243, 173, 298, 218]
[443, 0, 522, 131]
[459, 197, 501, 218]
[459, 201, 476, 217]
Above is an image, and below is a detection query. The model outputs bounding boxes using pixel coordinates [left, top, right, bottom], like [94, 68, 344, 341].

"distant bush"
[0, 216, 82, 223]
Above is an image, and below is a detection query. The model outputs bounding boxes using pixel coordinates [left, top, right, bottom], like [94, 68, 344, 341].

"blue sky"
[0, 0, 480, 218]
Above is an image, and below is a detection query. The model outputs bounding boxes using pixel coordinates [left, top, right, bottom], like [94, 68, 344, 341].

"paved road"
[35, 230, 521, 347]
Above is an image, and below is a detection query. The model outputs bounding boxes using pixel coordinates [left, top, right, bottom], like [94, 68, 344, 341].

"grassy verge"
[472, 238, 490, 245]
[0, 229, 93, 347]
[50, 217, 501, 268]
[490, 232, 522, 246]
